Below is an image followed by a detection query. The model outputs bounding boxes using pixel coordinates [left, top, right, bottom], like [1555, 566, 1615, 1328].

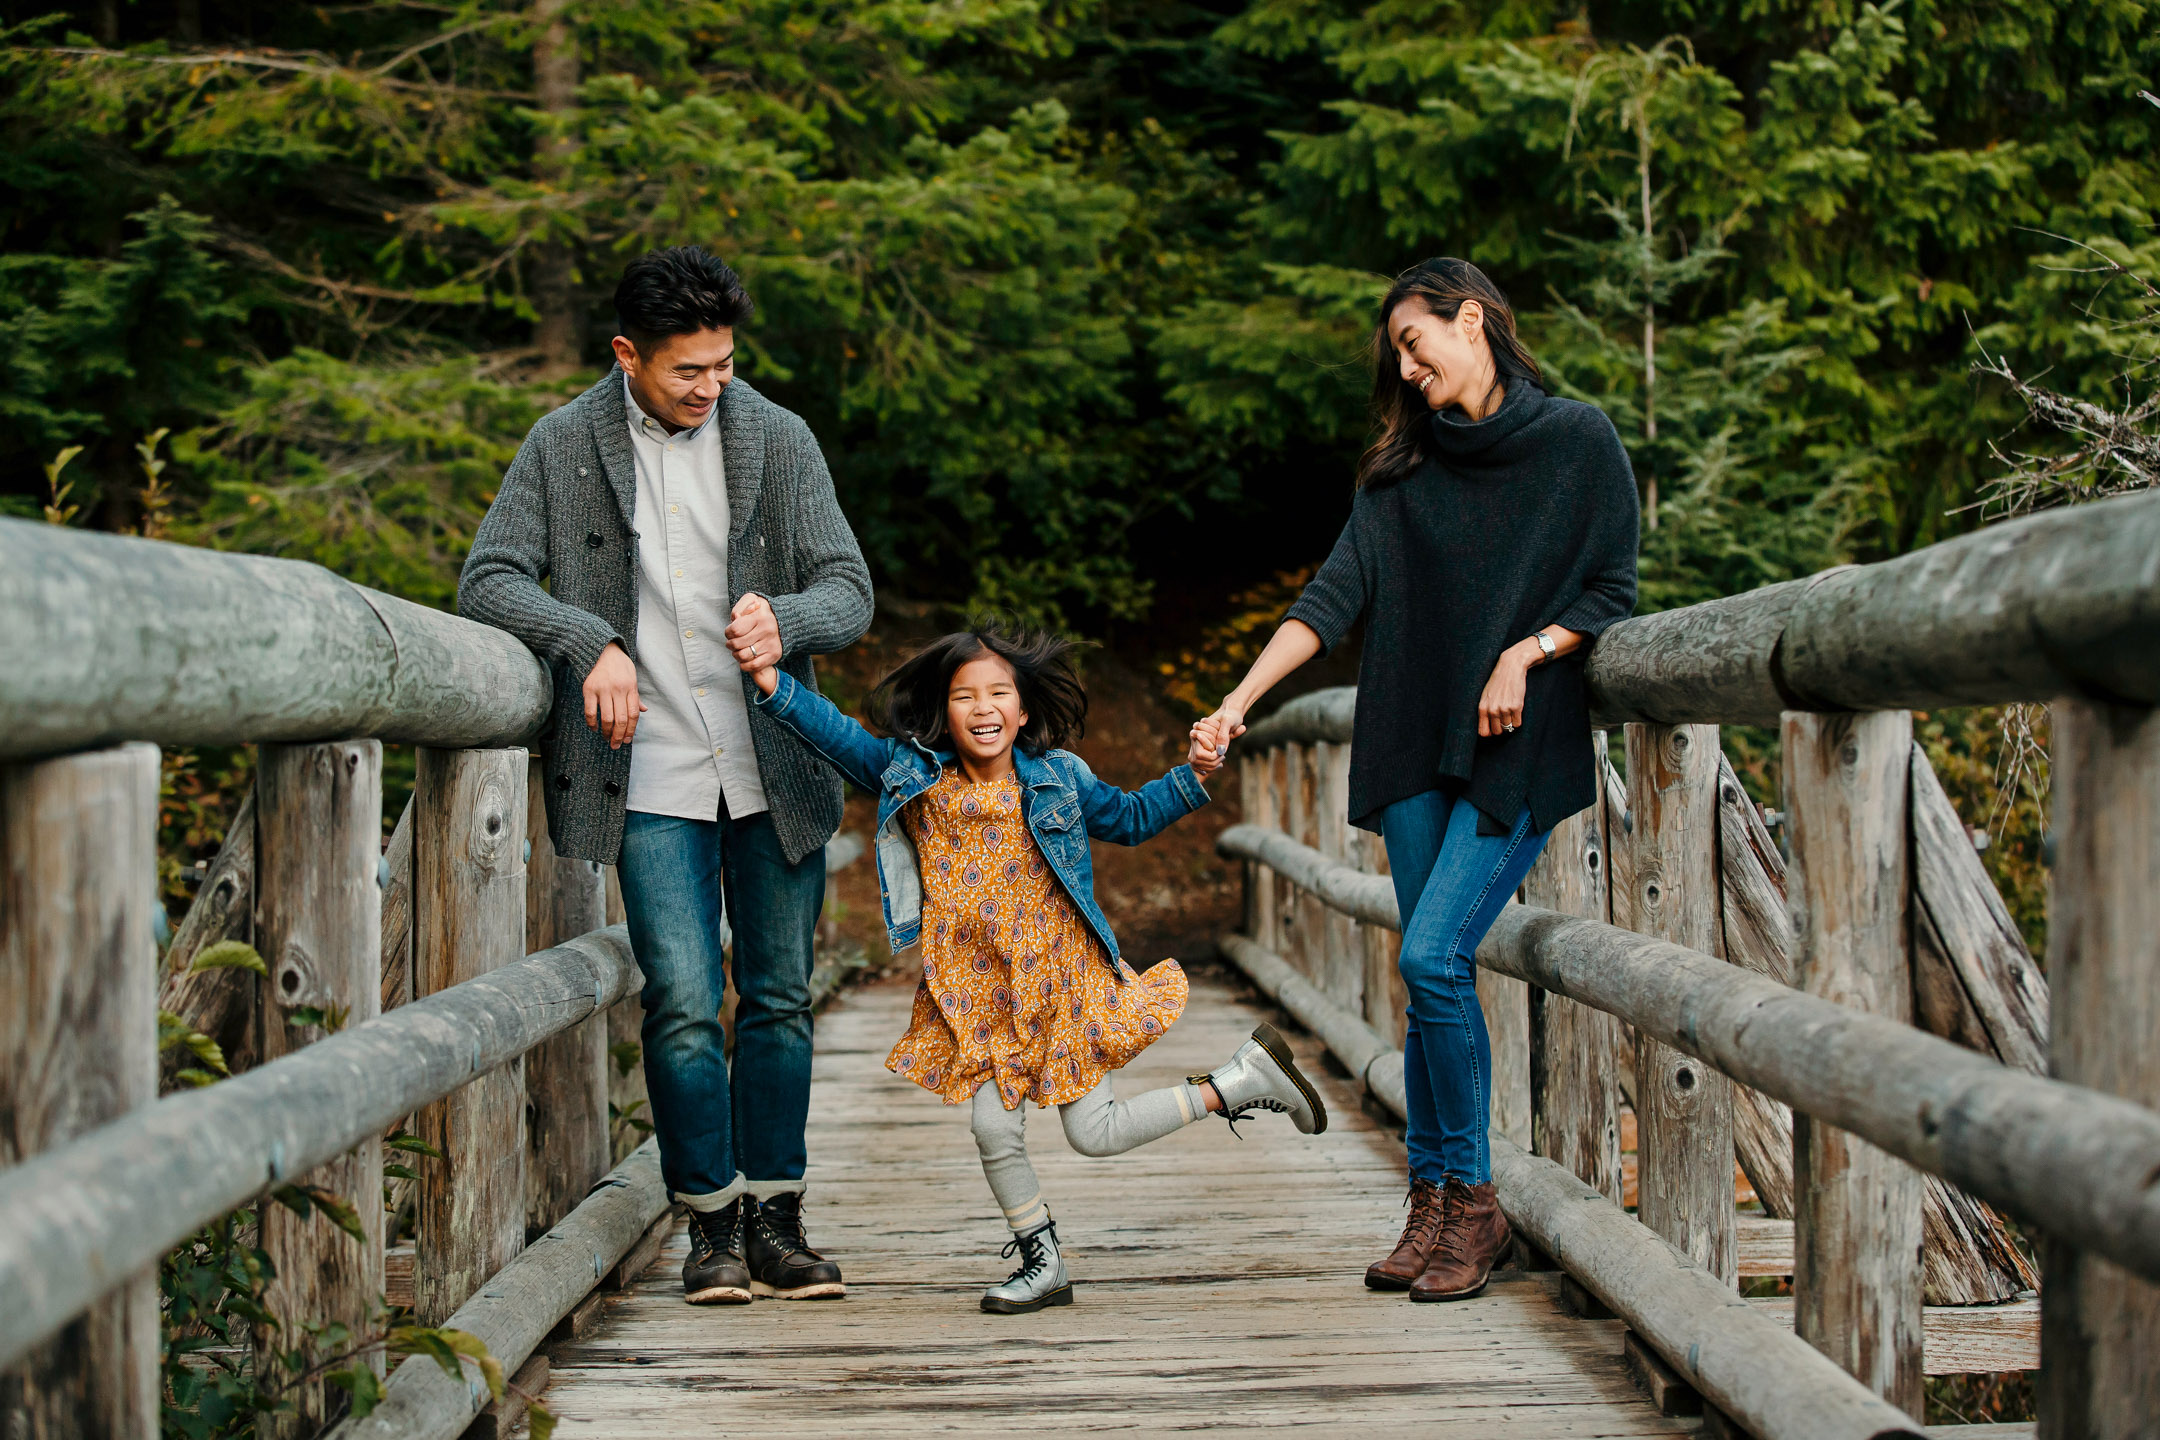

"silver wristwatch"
[1532, 631, 1557, 663]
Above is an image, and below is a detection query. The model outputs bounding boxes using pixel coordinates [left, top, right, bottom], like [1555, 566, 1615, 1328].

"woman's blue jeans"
[1379, 790, 1548, 1187]
[616, 806, 825, 1210]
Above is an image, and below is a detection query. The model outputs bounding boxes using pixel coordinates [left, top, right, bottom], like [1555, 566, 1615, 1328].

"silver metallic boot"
[1198, 1022, 1329, 1135]
[980, 1217, 1072, 1315]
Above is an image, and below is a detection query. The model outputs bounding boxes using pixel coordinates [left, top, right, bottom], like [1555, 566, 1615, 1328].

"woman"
[1206, 258, 1638, 1302]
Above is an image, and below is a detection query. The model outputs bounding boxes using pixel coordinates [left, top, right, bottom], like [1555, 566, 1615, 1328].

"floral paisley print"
[887, 765, 1186, 1109]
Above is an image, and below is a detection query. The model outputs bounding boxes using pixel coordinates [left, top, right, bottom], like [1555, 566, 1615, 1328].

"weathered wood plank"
[1586, 491, 2160, 724]
[1908, 748, 2048, 1076]
[0, 926, 640, 1375]
[1475, 903, 2160, 1288]
[0, 744, 161, 1438]
[328, 1141, 667, 1440]
[1625, 723, 1736, 1287]
[540, 978, 1832, 1440]
[525, 761, 611, 1239]
[414, 746, 528, 1325]
[1221, 822, 2160, 1289]
[157, 789, 259, 1089]
[380, 797, 415, 1013]
[1783, 710, 1925, 1415]
[1524, 745, 1623, 1204]
[601, 866, 647, 1166]
[1748, 1296, 2041, 1377]
[1712, 756, 1798, 1221]
[0, 520, 549, 759]
[252, 741, 387, 1437]
[2039, 698, 2160, 1438]
[1720, 753, 2029, 1301]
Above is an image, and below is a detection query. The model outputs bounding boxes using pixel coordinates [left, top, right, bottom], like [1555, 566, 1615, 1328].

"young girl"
[742, 624, 1327, 1313]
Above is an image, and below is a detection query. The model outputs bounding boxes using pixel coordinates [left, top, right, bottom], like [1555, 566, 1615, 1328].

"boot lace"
[690, 1202, 742, 1262]
[1000, 1221, 1059, 1285]
[756, 1195, 813, 1259]
[1395, 1180, 1446, 1253]
[1425, 1180, 1478, 1268]
[1192, 1070, 1290, 1139]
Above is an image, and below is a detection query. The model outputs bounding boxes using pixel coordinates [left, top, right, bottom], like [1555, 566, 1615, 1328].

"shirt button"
[675, 569, 684, 578]
[695, 687, 707, 697]
[684, 629, 695, 638]
[669, 504, 678, 514]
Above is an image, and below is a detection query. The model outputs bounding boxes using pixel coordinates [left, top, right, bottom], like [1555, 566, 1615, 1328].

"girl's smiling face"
[947, 654, 1028, 768]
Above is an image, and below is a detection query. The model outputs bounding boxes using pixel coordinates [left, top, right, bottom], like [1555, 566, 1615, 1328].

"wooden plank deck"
[536, 970, 1695, 1435]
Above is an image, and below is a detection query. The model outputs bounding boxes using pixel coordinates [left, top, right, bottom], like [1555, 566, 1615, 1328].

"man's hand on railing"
[584, 642, 647, 749]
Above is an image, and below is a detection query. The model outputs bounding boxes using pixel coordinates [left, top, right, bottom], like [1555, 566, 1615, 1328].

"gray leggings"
[970, 1077, 1209, 1234]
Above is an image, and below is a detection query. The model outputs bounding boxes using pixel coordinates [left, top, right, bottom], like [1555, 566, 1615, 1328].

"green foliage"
[188, 940, 266, 976]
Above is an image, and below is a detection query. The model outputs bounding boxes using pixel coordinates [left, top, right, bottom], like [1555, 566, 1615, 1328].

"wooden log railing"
[0, 520, 656, 1439]
[1219, 491, 2160, 1438]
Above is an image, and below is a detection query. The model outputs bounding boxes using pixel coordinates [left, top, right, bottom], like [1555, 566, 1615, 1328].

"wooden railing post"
[2040, 698, 2160, 1436]
[1524, 733, 1623, 1202]
[0, 743, 161, 1437]
[524, 760, 610, 1238]
[1782, 710, 1923, 1415]
[413, 746, 528, 1324]
[602, 865, 649, 1163]
[252, 741, 386, 1436]
[1624, 722, 1736, 1285]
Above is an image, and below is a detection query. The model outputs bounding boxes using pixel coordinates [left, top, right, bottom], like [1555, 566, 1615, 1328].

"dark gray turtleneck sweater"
[1283, 381, 1640, 836]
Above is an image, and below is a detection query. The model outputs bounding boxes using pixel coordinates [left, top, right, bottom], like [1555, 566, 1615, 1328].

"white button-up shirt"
[622, 374, 769, 821]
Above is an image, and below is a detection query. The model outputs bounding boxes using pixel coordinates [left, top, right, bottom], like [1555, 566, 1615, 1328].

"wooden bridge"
[1, 494, 2157, 1438]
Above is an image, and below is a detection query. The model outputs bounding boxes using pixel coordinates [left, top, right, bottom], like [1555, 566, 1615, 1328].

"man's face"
[614, 326, 734, 432]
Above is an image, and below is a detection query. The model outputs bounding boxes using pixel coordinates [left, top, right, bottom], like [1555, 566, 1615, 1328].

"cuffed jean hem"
[676, 1173, 747, 1213]
[744, 1176, 807, 1199]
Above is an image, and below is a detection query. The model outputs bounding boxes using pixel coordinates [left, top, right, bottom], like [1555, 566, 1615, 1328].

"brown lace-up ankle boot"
[1410, 1177, 1510, 1302]
[1364, 1177, 1446, 1291]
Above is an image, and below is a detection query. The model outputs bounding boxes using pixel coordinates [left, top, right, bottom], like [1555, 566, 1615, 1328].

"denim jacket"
[752, 669, 1210, 962]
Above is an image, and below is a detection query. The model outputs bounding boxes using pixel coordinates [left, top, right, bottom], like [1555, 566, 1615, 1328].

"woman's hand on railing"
[1477, 627, 1585, 737]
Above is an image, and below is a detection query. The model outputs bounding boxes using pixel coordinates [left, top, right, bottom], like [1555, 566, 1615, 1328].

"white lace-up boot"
[980, 1217, 1072, 1315]
[1197, 1022, 1329, 1135]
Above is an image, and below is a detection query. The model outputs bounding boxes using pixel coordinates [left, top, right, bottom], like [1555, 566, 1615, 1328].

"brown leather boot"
[1364, 1177, 1446, 1291]
[1409, 1177, 1509, 1302]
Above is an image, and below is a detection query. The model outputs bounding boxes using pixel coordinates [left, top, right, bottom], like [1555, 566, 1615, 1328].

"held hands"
[1187, 714, 1230, 780]
[583, 642, 647, 749]
[727, 593, 782, 697]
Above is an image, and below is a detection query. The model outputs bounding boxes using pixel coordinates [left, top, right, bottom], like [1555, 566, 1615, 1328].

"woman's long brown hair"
[1356, 258, 1543, 488]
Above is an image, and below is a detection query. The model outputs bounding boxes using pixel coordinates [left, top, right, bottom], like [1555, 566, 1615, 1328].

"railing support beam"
[2040, 699, 2160, 1437]
[0, 744, 161, 1438]
[253, 741, 386, 1436]
[1783, 710, 1924, 1415]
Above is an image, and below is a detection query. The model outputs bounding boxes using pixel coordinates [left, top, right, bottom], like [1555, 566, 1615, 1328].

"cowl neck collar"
[1429, 377, 1548, 465]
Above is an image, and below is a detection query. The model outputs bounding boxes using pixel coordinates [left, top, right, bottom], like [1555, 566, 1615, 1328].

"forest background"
[3, 0, 2157, 945]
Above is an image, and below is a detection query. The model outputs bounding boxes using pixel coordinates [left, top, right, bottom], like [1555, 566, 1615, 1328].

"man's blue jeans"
[617, 805, 825, 1210]
[1379, 790, 1549, 1187]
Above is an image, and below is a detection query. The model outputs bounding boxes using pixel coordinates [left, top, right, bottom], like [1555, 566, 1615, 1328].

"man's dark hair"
[868, 622, 1090, 755]
[613, 246, 755, 357]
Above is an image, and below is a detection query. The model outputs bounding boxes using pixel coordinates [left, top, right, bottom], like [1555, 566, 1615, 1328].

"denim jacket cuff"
[1169, 763, 1211, 813]
[753, 668, 797, 715]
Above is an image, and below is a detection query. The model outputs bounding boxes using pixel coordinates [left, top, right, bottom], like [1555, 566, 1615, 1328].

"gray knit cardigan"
[458, 370, 873, 867]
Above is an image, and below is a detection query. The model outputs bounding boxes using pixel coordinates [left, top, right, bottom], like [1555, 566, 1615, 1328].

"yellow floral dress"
[886, 765, 1187, 1110]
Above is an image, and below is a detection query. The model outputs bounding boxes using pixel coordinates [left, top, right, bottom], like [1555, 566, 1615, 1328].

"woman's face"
[947, 654, 1028, 766]
[1389, 297, 1488, 413]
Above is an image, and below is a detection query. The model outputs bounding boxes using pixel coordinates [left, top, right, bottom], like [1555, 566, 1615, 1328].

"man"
[460, 246, 872, 1305]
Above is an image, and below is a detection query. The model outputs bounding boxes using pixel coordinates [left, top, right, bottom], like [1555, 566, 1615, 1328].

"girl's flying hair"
[869, 622, 1089, 755]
